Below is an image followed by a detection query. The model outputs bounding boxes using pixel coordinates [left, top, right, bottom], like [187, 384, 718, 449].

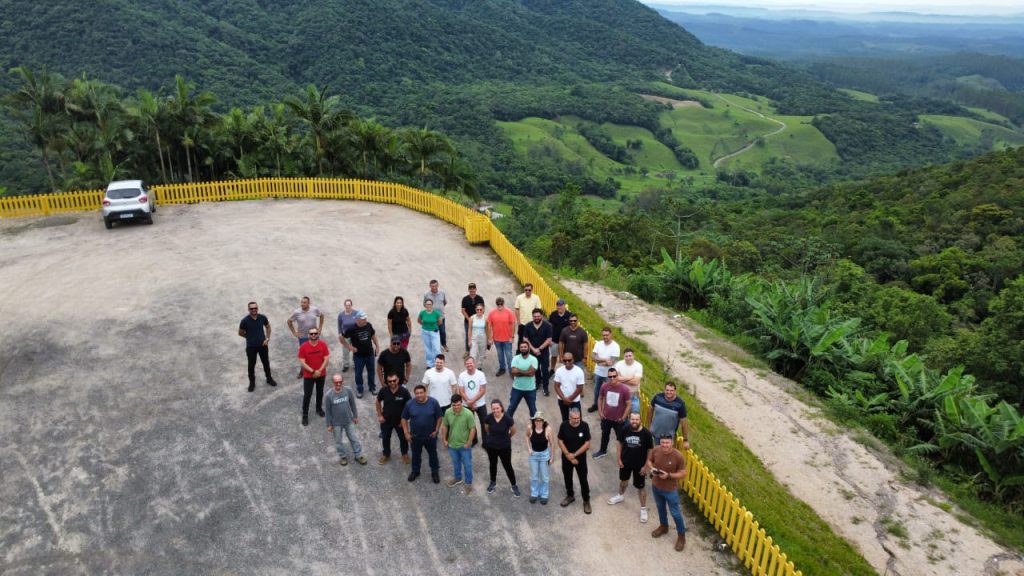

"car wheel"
[104, 219, 113, 230]
[145, 215, 154, 225]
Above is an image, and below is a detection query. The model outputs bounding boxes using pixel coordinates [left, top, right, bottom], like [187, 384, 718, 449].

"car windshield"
[107, 188, 142, 199]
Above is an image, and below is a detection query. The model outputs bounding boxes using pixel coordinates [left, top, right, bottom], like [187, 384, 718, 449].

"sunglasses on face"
[309, 332, 319, 336]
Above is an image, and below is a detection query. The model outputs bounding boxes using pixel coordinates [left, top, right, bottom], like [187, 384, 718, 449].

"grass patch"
[919, 115, 1024, 150]
[838, 88, 880, 103]
[928, 472, 1024, 552]
[538, 266, 877, 576]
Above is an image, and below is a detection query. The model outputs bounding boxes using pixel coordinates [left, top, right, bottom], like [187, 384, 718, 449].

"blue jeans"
[529, 448, 550, 498]
[631, 394, 641, 415]
[653, 486, 687, 534]
[448, 446, 474, 484]
[494, 341, 513, 371]
[332, 422, 362, 458]
[508, 388, 537, 421]
[440, 321, 448, 348]
[410, 435, 439, 474]
[591, 374, 607, 408]
[422, 330, 441, 368]
[353, 354, 376, 393]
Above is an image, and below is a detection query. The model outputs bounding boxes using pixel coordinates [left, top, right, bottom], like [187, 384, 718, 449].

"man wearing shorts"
[607, 412, 653, 524]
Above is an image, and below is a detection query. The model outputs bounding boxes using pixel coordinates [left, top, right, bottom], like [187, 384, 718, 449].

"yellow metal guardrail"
[1, 178, 801, 576]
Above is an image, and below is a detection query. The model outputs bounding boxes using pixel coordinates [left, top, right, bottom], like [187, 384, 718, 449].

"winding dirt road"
[711, 94, 787, 168]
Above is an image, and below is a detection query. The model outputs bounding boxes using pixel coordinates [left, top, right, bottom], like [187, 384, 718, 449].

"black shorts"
[619, 465, 646, 489]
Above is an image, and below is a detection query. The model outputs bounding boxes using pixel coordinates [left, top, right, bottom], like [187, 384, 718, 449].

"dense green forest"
[0, 0, 1005, 196]
[807, 54, 1024, 127]
[499, 147, 1024, 508]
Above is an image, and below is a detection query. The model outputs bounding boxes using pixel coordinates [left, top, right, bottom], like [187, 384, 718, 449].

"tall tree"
[129, 89, 168, 183]
[283, 85, 352, 176]
[3, 67, 68, 191]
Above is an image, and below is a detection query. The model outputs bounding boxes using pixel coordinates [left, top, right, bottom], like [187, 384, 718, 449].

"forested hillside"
[0, 0, 989, 195]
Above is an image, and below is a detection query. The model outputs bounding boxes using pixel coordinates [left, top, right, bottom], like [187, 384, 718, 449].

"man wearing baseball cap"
[342, 311, 379, 398]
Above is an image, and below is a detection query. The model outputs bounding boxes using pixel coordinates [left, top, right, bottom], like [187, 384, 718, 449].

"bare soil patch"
[639, 94, 704, 109]
[564, 280, 1024, 576]
[0, 200, 739, 575]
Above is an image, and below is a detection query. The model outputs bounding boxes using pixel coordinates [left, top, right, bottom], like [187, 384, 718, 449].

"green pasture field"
[920, 115, 1024, 149]
[965, 107, 1012, 125]
[716, 115, 840, 171]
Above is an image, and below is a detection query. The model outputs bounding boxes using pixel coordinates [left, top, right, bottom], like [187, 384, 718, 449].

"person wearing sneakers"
[482, 399, 519, 497]
[526, 411, 554, 504]
[376, 373, 412, 465]
[342, 311, 379, 398]
[648, 435, 689, 552]
[238, 301, 278, 392]
[557, 408, 593, 514]
[593, 368, 630, 459]
[402, 384, 443, 484]
[325, 374, 366, 466]
[441, 394, 477, 494]
[298, 326, 330, 426]
[608, 412, 653, 523]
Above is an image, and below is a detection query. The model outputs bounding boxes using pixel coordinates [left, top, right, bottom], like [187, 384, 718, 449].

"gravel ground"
[0, 200, 739, 575]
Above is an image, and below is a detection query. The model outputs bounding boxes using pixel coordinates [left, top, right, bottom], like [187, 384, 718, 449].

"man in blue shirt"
[238, 301, 278, 392]
[646, 381, 690, 451]
[402, 384, 443, 483]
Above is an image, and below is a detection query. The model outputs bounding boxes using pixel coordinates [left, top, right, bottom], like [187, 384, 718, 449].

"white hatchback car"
[102, 180, 155, 229]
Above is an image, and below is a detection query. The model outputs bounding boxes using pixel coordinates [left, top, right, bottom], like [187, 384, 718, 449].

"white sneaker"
[607, 493, 625, 505]
[640, 507, 649, 523]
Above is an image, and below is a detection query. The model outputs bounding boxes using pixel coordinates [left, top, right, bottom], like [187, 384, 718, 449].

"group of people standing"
[237, 282, 690, 552]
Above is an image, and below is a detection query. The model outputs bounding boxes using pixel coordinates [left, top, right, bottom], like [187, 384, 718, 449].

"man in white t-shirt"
[615, 349, 644, 415]
[588, 327, 620, 413]
[423, 354, 457, 412]
[553, 352, 586, 422]
[458, 356, 488, 443]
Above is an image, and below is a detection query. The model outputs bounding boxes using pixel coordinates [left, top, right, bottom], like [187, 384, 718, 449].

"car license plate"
[120, 214, 133, 219]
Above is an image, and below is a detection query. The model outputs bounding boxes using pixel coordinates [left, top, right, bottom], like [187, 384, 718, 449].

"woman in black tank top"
[525, 411, 553, 503]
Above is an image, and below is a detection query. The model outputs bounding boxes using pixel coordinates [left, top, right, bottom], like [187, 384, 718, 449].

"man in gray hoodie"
[325, 374, 366, 465]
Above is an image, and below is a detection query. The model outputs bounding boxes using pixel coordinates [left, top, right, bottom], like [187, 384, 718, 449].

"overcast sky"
[643, 0, 1023, 16]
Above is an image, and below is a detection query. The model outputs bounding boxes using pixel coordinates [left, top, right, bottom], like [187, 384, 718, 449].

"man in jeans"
[376, 374, 412, 465]
[557, 408, 593, 514]
[487, 297, 517, 376]
[402, 384, 443, 484]
[508, 340, 539, 421]
[325, 374, 366, 466]
[441, 394, 477, 495]
[342, 311, 379, 398]
[648, 435, 689, 552]
[298, 327, 330, 427]
[594, 368, 630, 459]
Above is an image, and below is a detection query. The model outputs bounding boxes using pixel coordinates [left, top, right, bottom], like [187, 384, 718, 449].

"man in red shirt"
[298, 327, 331, 426]
[487, 297, 517, 377]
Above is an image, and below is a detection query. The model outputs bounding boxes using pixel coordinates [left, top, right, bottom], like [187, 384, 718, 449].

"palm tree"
[283, 85, 352, 176]
[400, 128, 454, 187]
[129, 89, 168, 182]
[347, 118, 390, 179]
[2, 66, 68, 191]
[168, 75, 216, 182]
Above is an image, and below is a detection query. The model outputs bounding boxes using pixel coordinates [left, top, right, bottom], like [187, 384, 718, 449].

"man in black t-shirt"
[460, 283, 485, 354]
[342, 311, 379, 397]
[548, 299, 571, 373]
[523, 308, 554, 396]
[557, 408, 593, 513]
[377, 336, 412, 386]
[608, 412, 654, 524]
[238, 301, 277, 392]
[376, 375, 412, 464]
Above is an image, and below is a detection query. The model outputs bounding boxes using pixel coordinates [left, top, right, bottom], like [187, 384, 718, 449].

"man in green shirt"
[508, 340, 539, 421]
[442, 393, 478, 494]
